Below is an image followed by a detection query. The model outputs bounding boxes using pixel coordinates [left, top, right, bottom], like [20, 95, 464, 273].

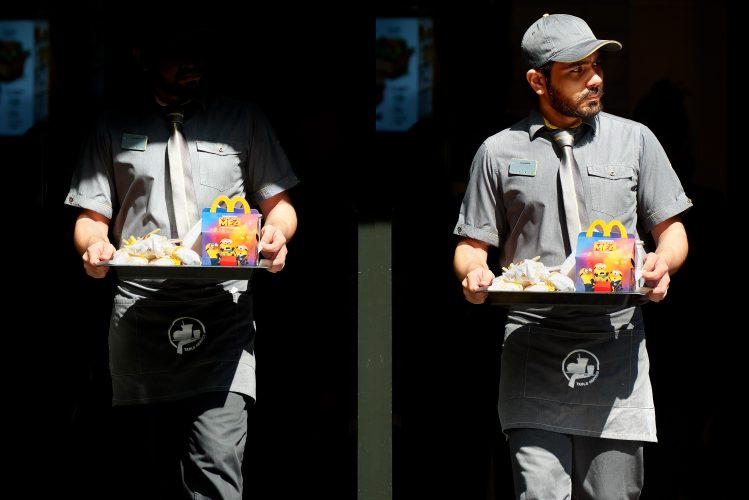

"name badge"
[121, 133, 148, 151]
[508, 158, 537, 176]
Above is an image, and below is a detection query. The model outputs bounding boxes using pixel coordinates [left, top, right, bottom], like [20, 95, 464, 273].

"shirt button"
[458, 227, 463, 233]
[609, 170, 615, 176]
[218, 145, 224, 152]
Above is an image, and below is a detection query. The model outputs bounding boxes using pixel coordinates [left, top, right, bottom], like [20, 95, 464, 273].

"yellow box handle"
[209, 195, 252, 214]
[586, 219, 628, 238]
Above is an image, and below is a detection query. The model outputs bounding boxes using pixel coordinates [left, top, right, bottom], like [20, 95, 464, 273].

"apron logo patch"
[562, 349, 600, 388]
[168, 317, 206, 354]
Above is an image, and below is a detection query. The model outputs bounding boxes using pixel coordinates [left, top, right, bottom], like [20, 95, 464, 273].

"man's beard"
[547, 82, 604, 119]
[153, 71, 203, 102]
[164, 79, 202, 100]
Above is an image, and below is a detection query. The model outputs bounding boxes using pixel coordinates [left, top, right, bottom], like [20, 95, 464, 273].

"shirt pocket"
[587, 164, 636, 218]
[196, 141, 245, 192]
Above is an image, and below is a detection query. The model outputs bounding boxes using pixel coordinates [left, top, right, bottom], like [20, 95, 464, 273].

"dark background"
[4, 0, 734, 499]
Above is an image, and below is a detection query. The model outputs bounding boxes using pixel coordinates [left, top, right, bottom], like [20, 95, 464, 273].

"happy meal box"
[201, 195, 261, 266]
[575, 219, 635, 293]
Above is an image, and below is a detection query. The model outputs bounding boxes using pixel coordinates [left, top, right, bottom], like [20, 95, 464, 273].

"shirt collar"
[528, 106, 599, 140]
[140, 94, 208, 116]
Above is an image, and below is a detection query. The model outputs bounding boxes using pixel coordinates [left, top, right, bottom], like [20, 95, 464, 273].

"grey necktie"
[550, 128, 587, 253]
[165, 108, 199, 238]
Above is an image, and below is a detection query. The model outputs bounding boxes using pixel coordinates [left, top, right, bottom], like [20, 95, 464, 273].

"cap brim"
[554, 39, 622, 63]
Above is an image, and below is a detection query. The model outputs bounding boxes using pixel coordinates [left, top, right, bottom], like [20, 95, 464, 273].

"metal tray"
[486, 290, 648, 307]
[100, 263, 268, 280]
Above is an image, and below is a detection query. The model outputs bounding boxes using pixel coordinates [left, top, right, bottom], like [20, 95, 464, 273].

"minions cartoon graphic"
[593, 262, 612, 292]
[218, 238, 237, 266]
[205, 242, 220, 266]
[609, 269, 623, 292]
[578, 267, 595, 292]
[235, 244, 249, 266]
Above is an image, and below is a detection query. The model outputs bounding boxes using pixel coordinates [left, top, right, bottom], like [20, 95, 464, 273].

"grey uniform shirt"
[66, 94, 300, 405]
[454, 108, 692, 441]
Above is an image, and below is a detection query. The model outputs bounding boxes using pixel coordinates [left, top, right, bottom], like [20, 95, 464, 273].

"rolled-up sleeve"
[636, 124, 693, 233]
[245, 106, 300, 202]
[454, 143, 501, 247]
[64, 118, 115, 219]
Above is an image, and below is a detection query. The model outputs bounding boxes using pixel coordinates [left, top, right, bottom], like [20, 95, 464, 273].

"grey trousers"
[112, 391, 250, 500]
[507, 428, 644, 500]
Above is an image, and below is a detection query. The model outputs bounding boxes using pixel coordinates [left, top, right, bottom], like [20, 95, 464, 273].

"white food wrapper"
[558, 252, 577, 279]
[634, 240, 646, 288]
[524, 283, 550, 292]
[488, 278, 524, 292]
[547, 272, 575, 292]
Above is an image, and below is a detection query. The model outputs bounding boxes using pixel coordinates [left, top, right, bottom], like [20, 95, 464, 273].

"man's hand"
[257, 192, 297, 274]
[643, 217, 688, 302]
[461, 267, 495, 304]
[82, 240, 117, 278]
[74, 209, 113, 279]
[259, 224, 288, 273]
[454, 238, 493, 304]
[641, 252, 670, 302]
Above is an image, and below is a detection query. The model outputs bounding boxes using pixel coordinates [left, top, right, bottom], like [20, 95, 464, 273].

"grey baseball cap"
[521, 14, 622, 69]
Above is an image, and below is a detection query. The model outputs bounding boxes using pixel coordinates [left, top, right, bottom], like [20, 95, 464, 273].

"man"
[65, 26, 298, 499]
[453, 13, 691, 499]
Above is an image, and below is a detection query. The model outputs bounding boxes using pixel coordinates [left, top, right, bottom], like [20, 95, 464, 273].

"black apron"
[109, 290, 256, 405]
[498, 324, 656, 441]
